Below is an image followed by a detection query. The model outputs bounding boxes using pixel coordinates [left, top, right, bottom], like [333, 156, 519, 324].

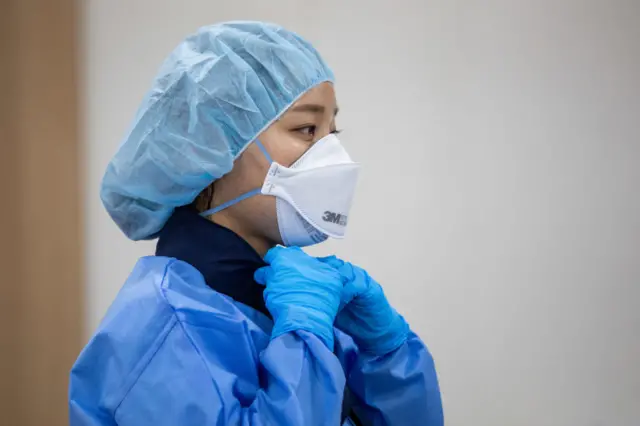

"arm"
[322, 256, 444, 426]
[70, 318, 345, 426]
[337, 330, 443, 426]
[112, 328, 346, 426]
[246, 331, 346, 424]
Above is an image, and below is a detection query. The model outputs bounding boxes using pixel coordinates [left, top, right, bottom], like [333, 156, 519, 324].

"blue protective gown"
[69, 208, 443, 425]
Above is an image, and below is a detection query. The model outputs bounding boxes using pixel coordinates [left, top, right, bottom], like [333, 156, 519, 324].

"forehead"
[290, 82, 337, 112]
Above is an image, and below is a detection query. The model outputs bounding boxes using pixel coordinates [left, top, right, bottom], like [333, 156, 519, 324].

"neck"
[211, 213, 273, 258]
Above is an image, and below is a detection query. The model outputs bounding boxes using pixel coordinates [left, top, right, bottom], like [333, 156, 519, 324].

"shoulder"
[70, 256, 248, 414]
[70, 257, 176, 411]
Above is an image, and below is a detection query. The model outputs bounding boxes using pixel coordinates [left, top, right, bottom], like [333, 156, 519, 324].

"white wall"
[83, 1, 640, 425]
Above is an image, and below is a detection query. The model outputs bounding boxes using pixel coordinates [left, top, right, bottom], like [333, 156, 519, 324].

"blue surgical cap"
[101, 21, 335, 240]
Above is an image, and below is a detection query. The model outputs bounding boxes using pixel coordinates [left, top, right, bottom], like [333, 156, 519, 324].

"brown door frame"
[0, 1, 82, 425]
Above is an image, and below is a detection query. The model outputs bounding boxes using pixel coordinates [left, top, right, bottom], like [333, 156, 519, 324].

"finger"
[263, 245, 286, 265]
[272, 246, 313, 267]
[340, 281, 360, 306]
[319, 257, 356, 282]
[316, 255, 345, 269]
[253, 266, 272, 285]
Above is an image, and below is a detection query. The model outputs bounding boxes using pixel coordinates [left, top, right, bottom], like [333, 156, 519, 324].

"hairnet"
[100, 21, 335, 240]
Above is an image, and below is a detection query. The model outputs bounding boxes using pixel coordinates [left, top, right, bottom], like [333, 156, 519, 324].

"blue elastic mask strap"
[200, 188, 262, 217]
[254, 139, 273, 163]
[200, 139, 272, 218]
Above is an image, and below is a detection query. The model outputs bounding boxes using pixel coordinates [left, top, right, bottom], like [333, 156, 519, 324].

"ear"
[192, 183, 215, 214]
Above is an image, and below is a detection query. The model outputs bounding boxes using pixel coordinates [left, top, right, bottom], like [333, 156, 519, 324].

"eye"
[331, 129, 342, 135]
[293, 125, 317, 140]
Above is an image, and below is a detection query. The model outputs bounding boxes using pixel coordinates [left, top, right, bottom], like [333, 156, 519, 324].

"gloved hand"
[318, 257, 409, 356]
[254, 246, 344, 350]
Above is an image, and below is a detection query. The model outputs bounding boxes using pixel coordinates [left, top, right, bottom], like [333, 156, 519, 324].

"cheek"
[264, 133, 309, 167]
[240, 193, 281, 241]
[257, 195, 278, 226]
[227, 151, 268, 192]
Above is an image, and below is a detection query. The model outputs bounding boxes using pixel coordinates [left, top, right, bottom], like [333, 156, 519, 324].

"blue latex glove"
[319, 257, 410, 356]
[255, 246, 344, 350]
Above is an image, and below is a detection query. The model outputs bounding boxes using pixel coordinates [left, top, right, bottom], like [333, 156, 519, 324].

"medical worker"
[69, 21, 443, 425]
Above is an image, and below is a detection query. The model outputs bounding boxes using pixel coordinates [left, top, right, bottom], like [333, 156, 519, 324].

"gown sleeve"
[336, 330, 444, 426]
[114, 329, 346, 425]
[71, 325, 346, 425]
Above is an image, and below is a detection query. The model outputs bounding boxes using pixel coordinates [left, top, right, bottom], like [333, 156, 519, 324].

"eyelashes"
[292, 125, 342, 139]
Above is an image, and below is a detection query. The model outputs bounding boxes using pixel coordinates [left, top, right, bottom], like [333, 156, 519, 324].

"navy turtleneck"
[155, 206, 271, 319]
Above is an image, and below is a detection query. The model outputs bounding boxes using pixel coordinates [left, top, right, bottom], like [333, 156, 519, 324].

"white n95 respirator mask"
[200, 133, 360, 247]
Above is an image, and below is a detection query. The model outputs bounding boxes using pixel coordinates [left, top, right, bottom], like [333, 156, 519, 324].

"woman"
[70, 21, 443, 425]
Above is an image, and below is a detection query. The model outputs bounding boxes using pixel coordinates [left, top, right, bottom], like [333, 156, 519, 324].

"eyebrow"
[290, 104, 340, 116]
